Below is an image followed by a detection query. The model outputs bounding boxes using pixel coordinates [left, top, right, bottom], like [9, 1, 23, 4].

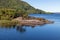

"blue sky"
[22, 0, 60, 12]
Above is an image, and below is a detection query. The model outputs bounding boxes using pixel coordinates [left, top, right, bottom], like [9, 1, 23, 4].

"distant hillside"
[0, 0, 46, 14]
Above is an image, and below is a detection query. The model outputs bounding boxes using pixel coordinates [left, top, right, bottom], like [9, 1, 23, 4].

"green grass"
[0, 20, 18, 27]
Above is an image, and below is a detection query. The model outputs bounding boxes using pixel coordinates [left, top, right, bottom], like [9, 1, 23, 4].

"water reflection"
[16, 26, 26, 33]
[0, 24, 46, 33]
[0, 25, 15, 29]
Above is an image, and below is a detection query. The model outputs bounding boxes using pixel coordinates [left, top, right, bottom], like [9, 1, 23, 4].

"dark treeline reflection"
[0, 24, 45, 33]
[16, 26, 26, 33]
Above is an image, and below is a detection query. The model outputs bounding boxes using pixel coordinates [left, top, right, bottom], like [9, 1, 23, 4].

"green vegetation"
[0, 20, 18, 27]
[0, 0, 46, 14]
[0, 8, 28, 26]
[0, 0, 48, 26]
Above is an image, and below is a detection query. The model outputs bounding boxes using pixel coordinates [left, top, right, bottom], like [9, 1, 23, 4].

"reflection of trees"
[0, 25, 26, 33]
[0, 24, 45, 33]
[16, 25, 36, 33]
[0, 25, 16, 29]
[16, 26, 26, 33]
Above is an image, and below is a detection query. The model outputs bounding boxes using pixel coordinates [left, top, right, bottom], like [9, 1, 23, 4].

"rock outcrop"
[13, 17, 54, 26]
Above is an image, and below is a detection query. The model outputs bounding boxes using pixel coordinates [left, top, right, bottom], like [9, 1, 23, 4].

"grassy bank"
[0, 20, 18, 27]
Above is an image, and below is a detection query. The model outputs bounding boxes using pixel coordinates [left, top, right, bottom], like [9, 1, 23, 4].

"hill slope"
[0, 0, 46, 14]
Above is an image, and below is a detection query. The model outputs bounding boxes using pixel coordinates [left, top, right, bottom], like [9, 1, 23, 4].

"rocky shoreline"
[13, 17, 54, 26]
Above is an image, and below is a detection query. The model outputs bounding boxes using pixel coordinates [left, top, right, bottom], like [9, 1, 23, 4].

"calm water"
[0, 14, 60, 40]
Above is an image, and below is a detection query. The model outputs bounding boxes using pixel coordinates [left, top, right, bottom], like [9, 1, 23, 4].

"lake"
[0, 14, 60, 40]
